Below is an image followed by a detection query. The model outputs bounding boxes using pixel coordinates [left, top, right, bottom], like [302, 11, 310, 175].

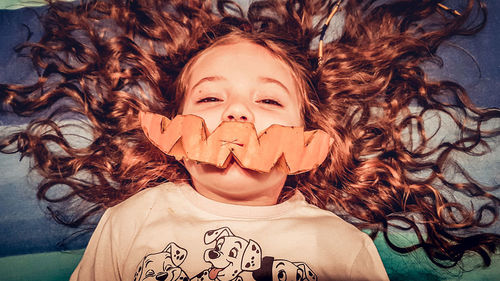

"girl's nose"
[222, 102, 254, 123]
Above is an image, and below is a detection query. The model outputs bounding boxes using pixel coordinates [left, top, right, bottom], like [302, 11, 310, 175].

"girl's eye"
[197, 97, 222, 103]
[258, 99, 282, 107]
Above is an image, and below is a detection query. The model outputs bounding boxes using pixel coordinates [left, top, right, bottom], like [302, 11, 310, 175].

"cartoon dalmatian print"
[252, 256, 318, 281]
[134, 242, 189, 281]
[191, 227, 262, 281]
[133, 227, 317, 281]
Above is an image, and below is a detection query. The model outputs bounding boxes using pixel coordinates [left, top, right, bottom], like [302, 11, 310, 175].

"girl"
[1, 0, 498, 280]
[69, 33, 390, 280]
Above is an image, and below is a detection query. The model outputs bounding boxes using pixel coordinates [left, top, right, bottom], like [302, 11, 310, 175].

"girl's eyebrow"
[190, 75, 290, 95]
[191, 76, 226, 92]
[258, 76, 290, 95]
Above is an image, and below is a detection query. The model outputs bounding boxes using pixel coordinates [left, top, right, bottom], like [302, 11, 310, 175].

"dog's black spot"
[245, 262, 251, 268]
[251, 256, 254, 260]
[176, 250, 180, 255]
[252, 245, 256, 251]
[178, 254, 185, 260]
[309, 271, 313, 276]
[207, 230, 214, 236]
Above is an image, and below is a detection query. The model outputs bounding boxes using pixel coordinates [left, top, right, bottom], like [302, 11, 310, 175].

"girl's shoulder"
[291, 197, 366, 237]
[104, 181, 188, 219]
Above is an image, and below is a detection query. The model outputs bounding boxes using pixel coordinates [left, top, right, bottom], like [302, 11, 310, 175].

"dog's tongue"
[209, 268, 222, 280]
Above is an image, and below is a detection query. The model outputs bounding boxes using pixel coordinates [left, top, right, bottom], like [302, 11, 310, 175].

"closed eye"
[197, 97, 222, 103]
[258, 99, 282, 107]
[145, 269, 155, 277]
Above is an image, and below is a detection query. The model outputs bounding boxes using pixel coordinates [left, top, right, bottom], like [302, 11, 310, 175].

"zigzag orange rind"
[139, 111, 331, 174]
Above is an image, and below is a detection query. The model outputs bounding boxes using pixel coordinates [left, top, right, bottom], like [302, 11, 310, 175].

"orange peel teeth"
[139, 111, 331, 175]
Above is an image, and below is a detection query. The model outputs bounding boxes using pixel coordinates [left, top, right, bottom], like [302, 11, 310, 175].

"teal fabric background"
[0, 0, 72, 9]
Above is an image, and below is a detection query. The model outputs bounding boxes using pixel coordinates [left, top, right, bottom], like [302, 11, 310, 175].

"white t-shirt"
[71, 182, 388, 281]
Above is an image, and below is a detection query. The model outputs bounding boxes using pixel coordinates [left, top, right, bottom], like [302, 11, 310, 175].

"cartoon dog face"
[202, 227, 262, 281]
[273, 259, 317, 281]
[134, 242, 189, 281]
[253, 257, 317, 281]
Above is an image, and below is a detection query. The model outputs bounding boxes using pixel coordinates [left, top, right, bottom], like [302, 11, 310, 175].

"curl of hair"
[1, 0, 499, 269]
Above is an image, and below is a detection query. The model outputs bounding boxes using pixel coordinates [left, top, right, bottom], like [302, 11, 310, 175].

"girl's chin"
[184, 159, 287, 205]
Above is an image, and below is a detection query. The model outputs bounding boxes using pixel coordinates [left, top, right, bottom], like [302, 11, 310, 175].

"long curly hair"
[1, 0, 499, 269]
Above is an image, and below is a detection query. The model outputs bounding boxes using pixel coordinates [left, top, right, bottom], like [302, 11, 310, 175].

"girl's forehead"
[185, 42, 301, 93]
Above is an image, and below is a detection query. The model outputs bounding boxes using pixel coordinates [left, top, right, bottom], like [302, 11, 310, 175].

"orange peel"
[139, 111, 331, 174]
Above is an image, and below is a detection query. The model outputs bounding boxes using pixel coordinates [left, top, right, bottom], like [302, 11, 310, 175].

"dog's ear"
[241, 239, 262, 271]
[295, 263, 317, 281]
[204, 227, 234, 244]
[133, 257, 146, 281]
[163, 242, 188, 267]
[252, 256, 274, 281]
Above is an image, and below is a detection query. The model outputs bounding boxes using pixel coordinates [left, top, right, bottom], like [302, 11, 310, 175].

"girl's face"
[180, 41, 303, 205]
